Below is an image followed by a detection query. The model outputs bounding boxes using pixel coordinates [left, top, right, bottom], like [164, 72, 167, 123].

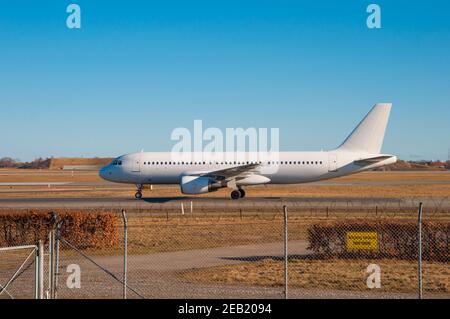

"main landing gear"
[230, 188, 246, 200]
[135, 184, 143, 199]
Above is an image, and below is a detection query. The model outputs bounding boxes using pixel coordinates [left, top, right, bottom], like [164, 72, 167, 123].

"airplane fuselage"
[100, 150, 396, 185]
[99, 103, 397, 199]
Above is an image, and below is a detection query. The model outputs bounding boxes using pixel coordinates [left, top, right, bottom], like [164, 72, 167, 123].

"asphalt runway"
[0, 195, 448, 210]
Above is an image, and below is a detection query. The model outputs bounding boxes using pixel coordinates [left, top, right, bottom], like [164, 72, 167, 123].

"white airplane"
[99, 103, 397, 200]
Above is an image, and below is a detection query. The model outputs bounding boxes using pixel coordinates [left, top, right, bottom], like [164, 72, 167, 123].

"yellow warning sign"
[346, 232, 378, 250]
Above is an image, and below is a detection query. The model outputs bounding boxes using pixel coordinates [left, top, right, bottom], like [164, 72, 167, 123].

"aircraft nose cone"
[99, 166, 109, 180]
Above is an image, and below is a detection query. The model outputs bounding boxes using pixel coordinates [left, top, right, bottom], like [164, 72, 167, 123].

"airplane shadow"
[141, 197, 190, 203]
[139, 196, 286, 203]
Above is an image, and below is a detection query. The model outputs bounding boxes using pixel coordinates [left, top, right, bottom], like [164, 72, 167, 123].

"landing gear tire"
[135, 191, 142, 199]
[230, 190, 241, 200]
[238, 189, 246, 198]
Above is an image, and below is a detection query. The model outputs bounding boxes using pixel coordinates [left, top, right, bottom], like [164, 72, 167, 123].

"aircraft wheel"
[230, 190, 241, 200]
[135, 191, 142, 199]
[238, 189, 246, 198]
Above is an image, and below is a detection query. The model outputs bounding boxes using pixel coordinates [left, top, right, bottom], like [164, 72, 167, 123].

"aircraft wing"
[191, 163, 261, 181]
[354, 155, 395, 166]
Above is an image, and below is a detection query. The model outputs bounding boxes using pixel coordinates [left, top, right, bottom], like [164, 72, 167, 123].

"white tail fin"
[337, 103, 392, 154]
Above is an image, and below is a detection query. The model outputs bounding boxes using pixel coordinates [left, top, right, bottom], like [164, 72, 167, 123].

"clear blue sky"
[1, 1, 449, 161]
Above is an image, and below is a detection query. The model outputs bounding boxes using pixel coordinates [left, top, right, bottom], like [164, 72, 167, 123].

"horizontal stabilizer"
[354, 155, 395, 166]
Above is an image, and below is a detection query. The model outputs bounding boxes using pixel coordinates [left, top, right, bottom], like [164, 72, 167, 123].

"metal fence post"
[283, 205, 288, 299]
[54, 218, 62, 299]
[48, 230, 54, 299]
[418, 202, 423, 299]
[34, 245, 39, 299]
[38, 240, 44, 299]
[121, 210, 128, 299]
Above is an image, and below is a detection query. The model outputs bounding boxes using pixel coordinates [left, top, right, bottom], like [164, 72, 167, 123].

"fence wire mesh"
[0, 246, 37, 299]
[0, 198, 449, 299]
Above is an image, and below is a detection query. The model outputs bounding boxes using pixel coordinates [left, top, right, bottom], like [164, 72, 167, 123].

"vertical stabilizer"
[337, 103, 392, 154]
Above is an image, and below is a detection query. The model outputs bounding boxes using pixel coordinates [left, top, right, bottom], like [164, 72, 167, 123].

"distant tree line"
[411, 160, 450, 169]
[0, 157, 51, 169]
[0, 156, 448, 170]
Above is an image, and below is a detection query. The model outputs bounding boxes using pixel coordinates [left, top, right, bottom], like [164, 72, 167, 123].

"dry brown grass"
[124, 214, 287, 254]
[0, 169, 102, 183]
[1, 184, 449, 199]
[254, 184, 450, 198]
[118, 213, 446, 254]
[181, 258, 450, 294]
[0, 206, 448, 255]
[337, 171, 450, 182]
[1, 170, 449, 199]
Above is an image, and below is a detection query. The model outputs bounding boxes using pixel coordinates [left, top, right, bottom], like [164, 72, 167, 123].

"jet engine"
[180, 175, 222, 194]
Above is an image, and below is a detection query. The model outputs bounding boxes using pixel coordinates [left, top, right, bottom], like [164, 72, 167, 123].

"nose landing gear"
[135, 184, 143, 199]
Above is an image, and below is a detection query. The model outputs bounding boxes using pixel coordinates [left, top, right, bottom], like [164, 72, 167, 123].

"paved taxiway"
[0, 195, 448, 209]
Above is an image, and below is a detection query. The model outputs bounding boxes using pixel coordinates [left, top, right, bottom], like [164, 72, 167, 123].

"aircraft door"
[328, 153, 338, 172]
[132, 154, 141, 172]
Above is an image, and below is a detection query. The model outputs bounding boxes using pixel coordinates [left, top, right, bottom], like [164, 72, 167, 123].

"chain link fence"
[0, 243, 47, 299]
[0, 198, 449, 299]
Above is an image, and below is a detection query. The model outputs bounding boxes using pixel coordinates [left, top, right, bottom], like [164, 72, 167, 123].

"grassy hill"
[49, 157, 113, 170]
